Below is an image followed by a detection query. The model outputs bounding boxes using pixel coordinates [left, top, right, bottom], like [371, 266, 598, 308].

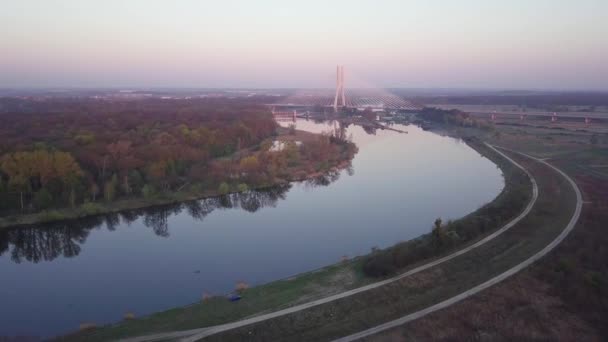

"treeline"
[362, 140, 531, 277]
[0, 98, 279, 215]
[0, 98, 356, 218]
[419, 107, 494, 130]
[1, 150, 83, 210]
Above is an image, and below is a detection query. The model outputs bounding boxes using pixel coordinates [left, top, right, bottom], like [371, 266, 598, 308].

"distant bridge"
[269, 66, 421, 112]
[271, 89, 421, 111]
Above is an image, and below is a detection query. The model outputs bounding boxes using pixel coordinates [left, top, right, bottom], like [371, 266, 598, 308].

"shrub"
[141, 184, 157, 200]
[218, 182, 230, 195]
[190, 183, 204, 193]
[362, 252, 397, 277]
[431, 218, 447, 249]
[80, 202, 103, 215]
[235, 281, 249, 293]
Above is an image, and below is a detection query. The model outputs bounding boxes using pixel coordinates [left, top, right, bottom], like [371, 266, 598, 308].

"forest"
[0, 98, 356, 221]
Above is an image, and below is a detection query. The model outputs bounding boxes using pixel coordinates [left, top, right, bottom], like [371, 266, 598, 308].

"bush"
[141, 184, 157, 200]
[363, 252, 397, 277]
[190, 183, 204, 193]
[431, 218, 447, 249]
[235, 281, 249, 293]
[218, 182, 230, 195]
[237, 183, 249, 192]
[80, 202, 103, 215]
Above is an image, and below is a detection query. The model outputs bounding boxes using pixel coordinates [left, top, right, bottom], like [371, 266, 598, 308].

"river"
[0, 120, 503, 338]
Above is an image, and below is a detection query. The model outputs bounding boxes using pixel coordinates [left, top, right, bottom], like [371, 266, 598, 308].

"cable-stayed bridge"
[270, 66, 421, 112]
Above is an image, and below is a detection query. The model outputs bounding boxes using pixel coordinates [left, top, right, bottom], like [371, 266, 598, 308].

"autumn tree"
[0, 150, 83, 210]
[0, 97, 285, 214]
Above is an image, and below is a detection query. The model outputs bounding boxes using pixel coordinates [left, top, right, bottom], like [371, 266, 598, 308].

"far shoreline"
[0, 127, 356, 230]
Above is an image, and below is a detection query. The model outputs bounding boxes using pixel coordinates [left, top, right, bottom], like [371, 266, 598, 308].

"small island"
[0, 97, 357, 228]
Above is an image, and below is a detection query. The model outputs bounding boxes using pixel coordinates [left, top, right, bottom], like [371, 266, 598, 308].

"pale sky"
[1, 0, 607, 89]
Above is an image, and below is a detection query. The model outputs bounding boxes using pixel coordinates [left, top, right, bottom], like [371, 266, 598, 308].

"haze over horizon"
[2, 0, 607, 90]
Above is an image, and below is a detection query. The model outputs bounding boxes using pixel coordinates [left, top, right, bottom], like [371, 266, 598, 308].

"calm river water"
[0, 120, 503, 338]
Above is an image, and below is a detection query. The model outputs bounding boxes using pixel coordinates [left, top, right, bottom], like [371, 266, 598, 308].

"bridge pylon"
[333, 65, 346, 112]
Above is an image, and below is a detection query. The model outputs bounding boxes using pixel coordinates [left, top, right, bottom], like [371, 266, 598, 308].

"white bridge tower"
[333, 65, 346, 112]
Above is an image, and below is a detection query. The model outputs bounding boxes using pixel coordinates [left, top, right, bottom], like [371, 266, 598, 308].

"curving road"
[332, 145, 583, 342]
[121, 143, 539, 342]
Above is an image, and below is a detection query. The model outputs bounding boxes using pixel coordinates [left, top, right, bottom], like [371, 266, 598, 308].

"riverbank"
[374, 122, 606, 341]
[223, 149, 574, 342]
[57, 135, 529, 342]
[0, 128, 357, 230]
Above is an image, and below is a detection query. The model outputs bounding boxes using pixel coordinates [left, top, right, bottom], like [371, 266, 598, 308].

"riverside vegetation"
[0, 97, 357, 227]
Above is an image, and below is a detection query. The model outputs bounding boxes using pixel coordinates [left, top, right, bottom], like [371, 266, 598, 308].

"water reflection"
[0, 219, 90, 264]
[0, 172, 349, 265]
[0, 183, 311, 264]
[0, 119, 422, 265]
[0, 120, 505, 338]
